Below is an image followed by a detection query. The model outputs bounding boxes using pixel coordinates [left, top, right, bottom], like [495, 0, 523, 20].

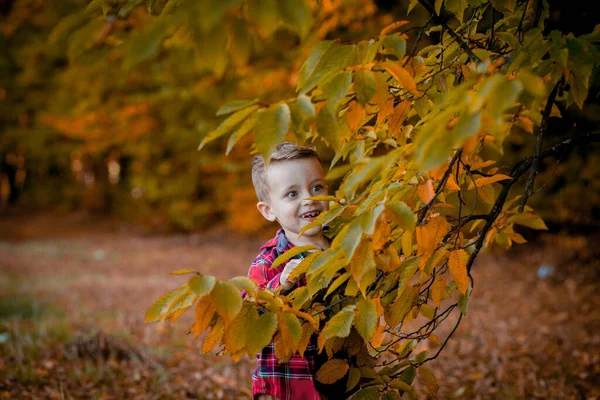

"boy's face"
[257, 158, 329, 241]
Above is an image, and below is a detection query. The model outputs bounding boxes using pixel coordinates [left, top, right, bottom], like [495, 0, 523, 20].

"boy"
[248, 142, 331, 400]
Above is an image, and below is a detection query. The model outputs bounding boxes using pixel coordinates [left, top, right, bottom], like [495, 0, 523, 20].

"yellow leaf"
[211, 281, 243, 322]
[278, 311, 303, 350]
[144, 284, 187, 323]
[354, 298, 379, 343]
[370, 323, 386, 348]
[169, 269, 198, 275]
[431, 275, 446, 308]
[401, 229, 413, 257]
[192, 296, 215, 338]
[448, 249, 469, 295]
[316, 359, 350, 384]
[419, 366, 439, 398]
[323, 305, 356, 339]
[224, 303, 252, 353]
[385, 286, 418, 328]
[383, 62, 420, 96]
[202, 318, 225, 354]
[272, 244, 317, 269]
[418, 179, 435, 204]
[297, 322, 316, 357]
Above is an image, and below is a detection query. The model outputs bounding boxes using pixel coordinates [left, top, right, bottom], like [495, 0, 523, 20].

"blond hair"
[251, 142, 322, 202]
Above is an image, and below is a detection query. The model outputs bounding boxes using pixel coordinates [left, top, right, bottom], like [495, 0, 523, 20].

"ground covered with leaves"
[0, 211, 598, 399]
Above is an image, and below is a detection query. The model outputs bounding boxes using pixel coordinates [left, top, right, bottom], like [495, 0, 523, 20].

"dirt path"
[0, 211, 598, 399]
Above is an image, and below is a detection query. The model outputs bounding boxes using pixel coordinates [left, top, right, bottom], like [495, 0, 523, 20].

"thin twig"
[519, 78, 563, 213]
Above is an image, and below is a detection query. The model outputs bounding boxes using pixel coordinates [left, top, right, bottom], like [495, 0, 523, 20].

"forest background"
[0, 0, 599, 399]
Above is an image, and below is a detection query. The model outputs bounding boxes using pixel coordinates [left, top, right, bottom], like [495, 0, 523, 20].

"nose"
[301, 193, 314, 205]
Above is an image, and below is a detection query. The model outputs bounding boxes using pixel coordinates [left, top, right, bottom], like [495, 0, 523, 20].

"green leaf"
[325, 272, 351, 299]
[316, 106, 347, 151]
[272, 244, 318, 268]
[297, 40, 334, 91]
[351, 387, 379, 400]
[245, 309, 278, 355]
[278, 0, 312, 40]
[247, 0, 280, 37]
[188, 275, 216, 297]
[145, 284, 188, 322]
[301, 42, 356, 93]
[322, 71, 353, 113]
[67, 19, 105, 61]
[255, 103, 291, 162]
[199, 105, 259, 150]
[86, 0, 113, 15]
[211, 281, 243, 321]
[489, 0, 515, 13]
[458, 283, 472, 315]
[354, 298, 378, 342]
[323, 305, 356, 339]
[124, 17, 171, 69]
[346, 367, 361, 392]
[354, 70, 377, 105]
[216, 99, 260, 116]
[399, 366, 417, 385]
[511, 215, 548, 230]
[445, 0, 468, 23]
[382, 35, 407, 60]
[226, 112, 258, 155]
[386, 202, 416, 232]
[487, 79, 523, 122]
[229, 277, 257, 295]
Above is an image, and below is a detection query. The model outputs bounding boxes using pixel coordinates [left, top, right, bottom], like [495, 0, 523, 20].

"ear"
[257, 201, 276, 222]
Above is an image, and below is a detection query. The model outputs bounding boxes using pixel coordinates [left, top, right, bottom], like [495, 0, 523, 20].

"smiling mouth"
[300, 211, 321, 219]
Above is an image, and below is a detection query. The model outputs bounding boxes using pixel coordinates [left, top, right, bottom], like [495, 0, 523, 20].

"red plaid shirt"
[247, 229, 322, 400]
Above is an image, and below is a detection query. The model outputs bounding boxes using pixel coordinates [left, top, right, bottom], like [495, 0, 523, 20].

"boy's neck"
[283, 229, 330, 250]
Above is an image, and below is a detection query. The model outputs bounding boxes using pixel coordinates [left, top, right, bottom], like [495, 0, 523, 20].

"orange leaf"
[516, 116, 535, 133]
[346, 100, 363, 133]
[316, 359, 350, 384]
[380, 20, 410, 36]
[383, 62, 420, 96]
[448, 249, 469, 295]
[467, 174, 512, 190]
[416, 216, 451, 264]
[418, 179, 435, 204]
[388, 101, 410, 137]
[446, 174, 461, 191]
[431, 275, 446, 308]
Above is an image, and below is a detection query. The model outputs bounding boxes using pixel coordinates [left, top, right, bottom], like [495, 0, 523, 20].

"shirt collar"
[260, 226, 331, 252]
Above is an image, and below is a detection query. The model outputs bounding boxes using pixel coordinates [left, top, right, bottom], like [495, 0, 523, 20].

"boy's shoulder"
[251, 228, 289, 266]
[259, 228, 289, 251]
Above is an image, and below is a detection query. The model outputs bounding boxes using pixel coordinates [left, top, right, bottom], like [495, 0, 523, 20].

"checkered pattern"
[248, 229, 321, 400]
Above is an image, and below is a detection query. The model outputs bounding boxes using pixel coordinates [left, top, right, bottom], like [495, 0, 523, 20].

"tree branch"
[519, 78, 563, 213]
[417, 0, 482, 64]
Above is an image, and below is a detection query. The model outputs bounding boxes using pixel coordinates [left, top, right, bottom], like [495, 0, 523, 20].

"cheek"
[320, 201, 330, 211]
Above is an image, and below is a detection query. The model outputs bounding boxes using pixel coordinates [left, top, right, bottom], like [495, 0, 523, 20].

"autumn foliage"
[134, 0, 600, 398]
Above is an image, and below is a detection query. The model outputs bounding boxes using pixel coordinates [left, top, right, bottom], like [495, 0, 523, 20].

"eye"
[312, 184, 324, 193]
[286, 191, 298, 199]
